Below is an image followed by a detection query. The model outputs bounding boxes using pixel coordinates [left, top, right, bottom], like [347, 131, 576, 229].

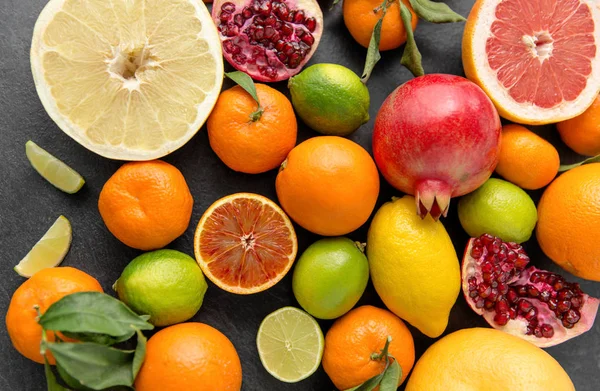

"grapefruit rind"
[463, 0, 600, 125]
[194, 193, 298, 295]
[30, 0, 224, 160]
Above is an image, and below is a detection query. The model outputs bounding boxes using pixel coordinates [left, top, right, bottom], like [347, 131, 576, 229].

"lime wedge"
[256, 306, 324, 383]
[26, 140, 84, 194]
[15, 216, 72, 277]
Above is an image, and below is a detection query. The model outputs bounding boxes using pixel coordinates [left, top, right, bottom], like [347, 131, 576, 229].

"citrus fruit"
[462, 0, 600, 125]
[322, 305, 415, 390]
[557, 94, 600, 156]
[256, 307, 324, 383]
[98, 160, 193, 250]
[14, 215, 72, 278]
[367, 195, 460, 338]
[6, 267, 103, 364]
[194, 193, 297, 294]
[288, 64, 370, 136]
[405, 328, 575, 391]
[114, 250, 208, 326]
[458, 178, 538, 244]
[343, 0, 418, 51]
[276, 136, 380, 236]
[207, 84, 297, 174]
[292, 237, 369, 319]
[30, 0, 223, 160]
[495, 124, 559, 190]
[537, 163, 600, 281]
[135, 322, 242, 391]
[25, 141, 84, 194]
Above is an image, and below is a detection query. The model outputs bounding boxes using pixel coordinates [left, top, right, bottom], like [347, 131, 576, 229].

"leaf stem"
[371, 335, 393, 361]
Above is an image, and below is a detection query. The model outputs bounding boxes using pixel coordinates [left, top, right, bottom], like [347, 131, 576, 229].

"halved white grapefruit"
[31, 0, 223, 160]
[463, 0, 600, 125]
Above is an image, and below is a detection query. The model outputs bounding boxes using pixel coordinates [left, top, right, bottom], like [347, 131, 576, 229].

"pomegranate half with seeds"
[462, 234, 599, 347]
[212, 0, 323, 82]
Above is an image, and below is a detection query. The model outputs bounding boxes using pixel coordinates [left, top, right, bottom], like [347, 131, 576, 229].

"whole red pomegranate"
[462, 234, 599, 347]
[373, 74, 502, 220]
[212, 0, 323, 82]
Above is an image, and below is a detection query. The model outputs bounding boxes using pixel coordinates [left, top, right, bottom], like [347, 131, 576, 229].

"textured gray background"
[0, 0, 598, 390]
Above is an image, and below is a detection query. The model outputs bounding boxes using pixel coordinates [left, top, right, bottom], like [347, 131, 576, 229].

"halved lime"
[15, 215, 72, 277]
[26, 140, 84, 194]
[256, 306, 324, 383]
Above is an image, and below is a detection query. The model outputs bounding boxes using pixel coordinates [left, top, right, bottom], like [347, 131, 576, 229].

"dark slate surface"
[0, 0, 598, 390]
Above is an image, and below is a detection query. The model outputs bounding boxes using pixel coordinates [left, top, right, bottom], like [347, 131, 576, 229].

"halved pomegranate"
[462, 234, 598, 347]
[212, 0, 323, 82]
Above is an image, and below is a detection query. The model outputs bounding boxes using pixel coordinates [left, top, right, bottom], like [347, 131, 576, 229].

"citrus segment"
[256, 307, 324, 383]
[194, 193, 297, 294]
[25, 140, 85, 194]
[31, 0, 223, 160]
[14, 216, 72, 278]
[463, 0, 600, 124]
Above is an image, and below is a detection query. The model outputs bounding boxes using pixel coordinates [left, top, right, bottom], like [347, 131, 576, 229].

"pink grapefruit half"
[463, 0, 600, 125]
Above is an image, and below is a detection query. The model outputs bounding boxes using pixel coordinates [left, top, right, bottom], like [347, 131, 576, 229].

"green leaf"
[47, 342, 135, 390]
[559, 154, 600, 172]
[330, 0, 342, 9]
[45, 358, 70, 391]
[345, 372, 385, 391]
[361, 15, 384, 83]
[61, 332, 133, 346]
[225, 71, 261, 106]
[39, 292, 153, 338]
[400, 2, 424, 77]
[379, 358, 402, 391]
[132, 330, 147, 379]
[408, 0, 466, 23]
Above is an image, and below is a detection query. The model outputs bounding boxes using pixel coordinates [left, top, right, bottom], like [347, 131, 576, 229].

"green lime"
[256, 306, 324, 383]
[292, 237, 369, 319]
[458, 178, 538, 243]
[114, 249, 208, 326]
[26, 140, 85, 194]
[288, 63, 370, 136]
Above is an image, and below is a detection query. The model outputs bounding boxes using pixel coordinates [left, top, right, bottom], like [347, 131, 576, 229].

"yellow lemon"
[367, 195, 460, 337]
[406, 328, 574, 391]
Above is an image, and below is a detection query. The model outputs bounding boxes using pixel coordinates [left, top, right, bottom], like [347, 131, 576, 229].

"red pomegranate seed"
[276, 3, 289, 19]
[258, 0, 271, 15]
[518, 299, 533, 313]
[495, 299, 509, 313]
[470, 246, 483, 258]
[571, 296, 582, 308]
[234, 14, 244, 27]
[301, 32, 314, 45]
[565, 309, 580, 324]
[527, 285, 540, 297]
[484, 300, 495, 310]
[281, 23, 293, 36]
[220, 12, 232, 22]
[232, 53, 247, 64]
[541, 324, 554, 338]
[524, 307, 537, 321]
[274, 40, 285, 51]
[305, 17, 317, 32]
[548, 299, 558, 311]
[508, 308, 517, 319]
[282, 42, 294, 55]
[494, 312, 509, 326]
[242, 6, 253, 18]
[277, 52, 287, 62]
[221, 2, 236, 12]
[507, 289, 518, 303]
[293, 10, 305, 24]
[557, 289, 574, 301]
[287, 10, 296, 22]
[557, 300, 571, 313]
[478, 284, 491, 298]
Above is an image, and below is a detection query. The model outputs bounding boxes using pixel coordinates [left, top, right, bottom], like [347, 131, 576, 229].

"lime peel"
[15, 215, 72, 278]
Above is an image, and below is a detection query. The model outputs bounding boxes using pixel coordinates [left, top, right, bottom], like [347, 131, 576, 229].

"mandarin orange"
[6, 267, 103, 364]
[557, 95, 600, 157]
[343, 0, 418, 51]
[98, 160, 193, 250]
[495, 124, 559, 190]
[207, 84, 297, 174]
[135, 322, 242, 391]
[537, 163, 600, 281]
[322, 305, 415, 390]
[275, 136, 379, 236]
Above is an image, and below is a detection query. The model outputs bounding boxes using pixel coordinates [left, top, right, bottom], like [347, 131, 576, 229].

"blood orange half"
[463, 0, 600, 125]
[194, 193, 298, 294]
